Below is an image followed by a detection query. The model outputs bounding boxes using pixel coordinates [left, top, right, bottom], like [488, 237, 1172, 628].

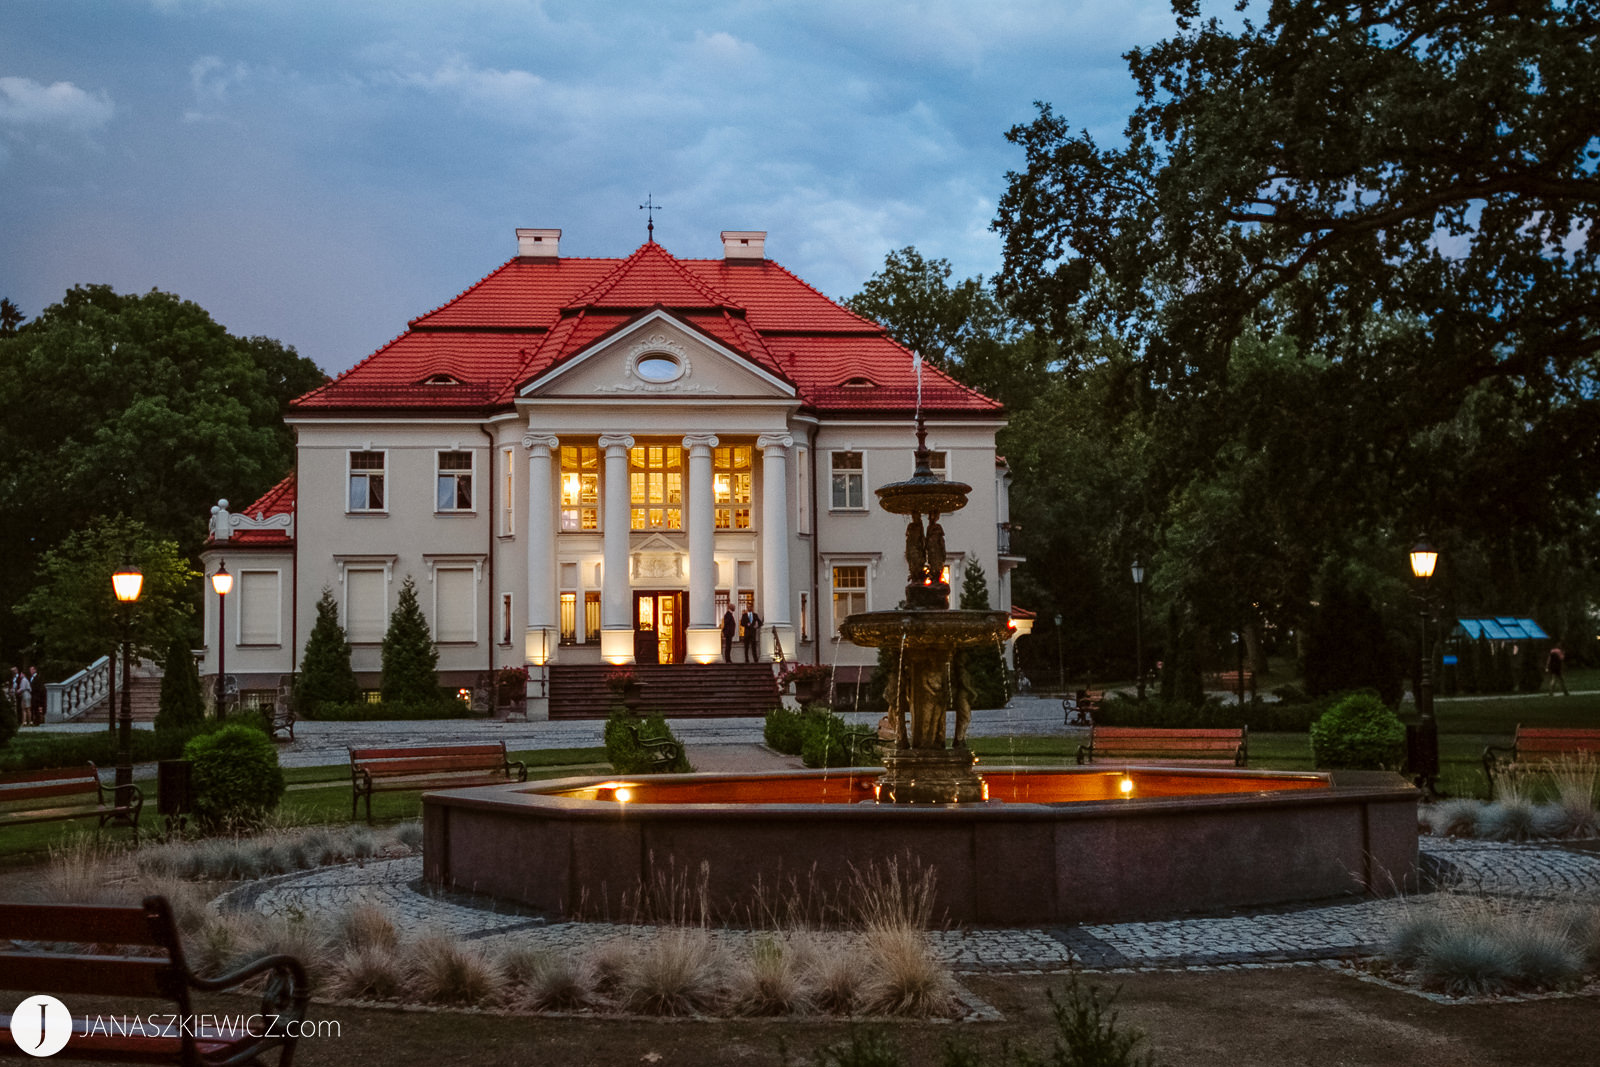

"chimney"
[516, 228, 561, 258]
[721, 230, 766, 262]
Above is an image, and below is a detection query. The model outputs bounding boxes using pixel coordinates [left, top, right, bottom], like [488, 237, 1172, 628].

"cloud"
[0, 76, 114, 132]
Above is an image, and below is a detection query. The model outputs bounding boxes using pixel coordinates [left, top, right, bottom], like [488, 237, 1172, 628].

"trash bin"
[157, 759, 192, 818]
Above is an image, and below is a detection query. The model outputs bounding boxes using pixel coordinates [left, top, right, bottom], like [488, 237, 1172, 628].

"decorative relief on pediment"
[593, 330, 719, 394]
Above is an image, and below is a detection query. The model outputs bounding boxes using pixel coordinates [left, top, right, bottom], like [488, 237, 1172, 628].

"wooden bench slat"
[0, 902, 162, 946]
[350, 741, 523, 822]
[0, 765, 101, 785]
[350, 744, 506, 760]
[357, 756, 507, 776]
[1079, 726, 1247, 767]
[0, 780, 102, 802]
[0, 953, 175, 998]
[1483, 725, 1600, 797]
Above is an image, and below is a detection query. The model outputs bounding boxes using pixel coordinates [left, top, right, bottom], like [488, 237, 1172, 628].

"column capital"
[598, 433, 635, 453]
[682, 433, 719, 455]
[521, 432, 559, 455]
[757, 432, 793, 452]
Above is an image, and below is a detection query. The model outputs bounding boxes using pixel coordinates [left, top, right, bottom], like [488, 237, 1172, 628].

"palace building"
[201, 228, 1021, 717]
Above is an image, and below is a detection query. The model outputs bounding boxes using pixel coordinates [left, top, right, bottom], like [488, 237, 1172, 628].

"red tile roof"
[210, 475, 296, 546]
[293, 240, 1001, 417]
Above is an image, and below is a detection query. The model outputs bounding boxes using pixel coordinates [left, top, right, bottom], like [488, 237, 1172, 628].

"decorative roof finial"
[639, 193, 662, 243]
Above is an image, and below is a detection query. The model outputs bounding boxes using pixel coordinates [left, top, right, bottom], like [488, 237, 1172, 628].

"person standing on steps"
[740, 607, 763, 663]
[28, 666, 45, 725]
[721, 608, 737, 664]
[1546, 643, 1569, 696]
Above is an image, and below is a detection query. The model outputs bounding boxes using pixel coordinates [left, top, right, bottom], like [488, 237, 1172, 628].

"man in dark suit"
[721, 608, 737, 663]
[740, 608, 763, 662]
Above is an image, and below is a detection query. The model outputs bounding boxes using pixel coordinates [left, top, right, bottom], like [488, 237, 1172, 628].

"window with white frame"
[501, 592, 513, 645]
[437, 450, 474, 511]
[927, 450, 947, 480]
[560, 445, 600, 531]
[584, 591, 601, 642]
[832, 565, 867, 633]
[434, 566, 476, 643]
[630, 444, 683, 530]
[501, 448, 515, 535]
[345, 567, 387, 643]
[237, 570, 280, 646]
[796, 446, 811, 533]
[830, 451, 864, 510]
[559, 592, 577, 644]
[713, 445, 752, 529]
[348, 451, 386, 512]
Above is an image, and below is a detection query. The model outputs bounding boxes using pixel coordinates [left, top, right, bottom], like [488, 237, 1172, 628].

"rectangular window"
[237, 570, 280, 646]
[437, 450, 473, 511]
[713, 445, 753, 529]
[348, 451, 386, 512]
[796, 446, 811, 534]
[927, 451, 947, 481]
[584, 591, 601, 642]
[832, 565, 867, 633]
[714, 589, 731, 621]
[501, 592, 513, 645]
[559, 592, 577, 645]
[830, 451, 864, 510]
[501, 448, 515, 535]
[345, 568, 386, 643]
[799, 592, 810, 643]
[630, 444, 683, 529]
[560, 445, 600, 531]
[434, 566, 476, 643]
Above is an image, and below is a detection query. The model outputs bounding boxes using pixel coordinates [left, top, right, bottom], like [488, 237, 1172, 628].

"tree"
[297, 588, 361, 714]
[381, 576, 440, 705]
[155, 634, 205, 734]
[0, 285, 326, 661]
[957, 562, 1009, 710]
[13, 516, 198, 679]
[845, 247, 1008, 374]
[0, 298, 21, 337]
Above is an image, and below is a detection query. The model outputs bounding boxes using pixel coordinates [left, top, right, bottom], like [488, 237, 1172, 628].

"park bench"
[624, 723, 684, 769]
[1208, 670, 1255, 691]
[1062, 690, 1103, 726]
[1077, 725, 1249, 767]
[1482, 726, 1600, 798]
[349, 742, 527, 823]
[0, 894, 308, 1065]
[0, 763, 142, 835]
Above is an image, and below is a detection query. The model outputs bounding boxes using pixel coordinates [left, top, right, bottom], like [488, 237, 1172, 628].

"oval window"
[635, 354, 682, 382]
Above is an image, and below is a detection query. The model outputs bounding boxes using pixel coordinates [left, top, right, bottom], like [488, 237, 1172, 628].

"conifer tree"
[155, 634, 205, 733]
[381, 576, 440, 705]
[298, 587, 361, 714]
[957, 562, 1008, 709]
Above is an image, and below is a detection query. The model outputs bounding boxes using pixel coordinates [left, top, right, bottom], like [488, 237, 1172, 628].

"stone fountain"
[837, 418, 1012, 804]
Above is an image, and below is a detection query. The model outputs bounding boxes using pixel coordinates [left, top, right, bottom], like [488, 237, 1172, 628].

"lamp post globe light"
[211, 561, 233, 721]
[111, 560, 143, 807]
[1409, 537, 1440, 796]
[1130, 560, 1146, 701]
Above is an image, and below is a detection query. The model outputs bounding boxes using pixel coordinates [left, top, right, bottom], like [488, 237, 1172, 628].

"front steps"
[548, 663, 781, 720]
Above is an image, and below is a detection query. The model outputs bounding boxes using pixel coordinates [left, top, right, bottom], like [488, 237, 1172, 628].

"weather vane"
[639, 193, 662, 243]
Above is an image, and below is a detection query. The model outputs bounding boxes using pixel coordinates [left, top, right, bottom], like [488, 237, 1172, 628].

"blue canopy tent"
[1452, 617, 1549, 643]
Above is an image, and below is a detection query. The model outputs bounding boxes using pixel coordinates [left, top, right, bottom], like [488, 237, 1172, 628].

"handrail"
[45, 655, 112, 723]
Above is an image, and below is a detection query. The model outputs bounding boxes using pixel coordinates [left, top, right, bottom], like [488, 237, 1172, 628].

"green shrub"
[764, 706, 807, 755]
[0, 687, 17, 748]
[309, 700, 472, 722]
[798, 707, 877, 768]
[0, 723, 214, 772]
[380, 576, 443, 706]
[183, 721, 286, 826]
[155, 635, 205, 734]
[296, 587, 361, 715]
[603, 710, 690, 773]
[1309, 692, 1405, 770]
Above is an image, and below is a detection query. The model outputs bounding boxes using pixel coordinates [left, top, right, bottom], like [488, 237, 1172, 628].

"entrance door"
[633, 591, 685, 664]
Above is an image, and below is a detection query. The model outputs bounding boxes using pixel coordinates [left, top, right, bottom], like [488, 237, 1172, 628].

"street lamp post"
[211, 561, 233, 720]
[1054, 613, 1064, 693]
[1131, 560, 1146, 701]
[111, 560, 143, 810]
[1409, 537, 1440, 796]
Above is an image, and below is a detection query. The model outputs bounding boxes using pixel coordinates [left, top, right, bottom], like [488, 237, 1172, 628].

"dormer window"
[421, 373, 462, 386]
[841, 376, 877, 388]
[634, 353, 684, 383]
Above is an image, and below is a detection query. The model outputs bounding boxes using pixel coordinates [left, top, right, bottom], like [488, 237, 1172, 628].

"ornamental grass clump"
[729, 936, 809, 1016]
[330, 945, 406, 1001]
[1545, 754, 1600, 837]
[798, 940, 863, 1016]
[501, 944, 592, 1012]
[619, 927, 729, 1016]
[407, 933, 508, 1006]
[1390, 896, 1592, 997]
[336, 904, 399, 952]
[859, 926, 958, 1017]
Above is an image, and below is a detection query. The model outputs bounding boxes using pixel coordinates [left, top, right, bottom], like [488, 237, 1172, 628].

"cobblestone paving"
[227, 838, 1600, 975]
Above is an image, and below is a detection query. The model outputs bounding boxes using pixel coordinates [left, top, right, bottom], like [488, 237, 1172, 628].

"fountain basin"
[837, 608, 1011, 649]
[422, 766, 1417, 924]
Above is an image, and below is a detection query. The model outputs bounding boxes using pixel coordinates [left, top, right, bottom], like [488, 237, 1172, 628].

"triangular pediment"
[519, 310, 797, 400]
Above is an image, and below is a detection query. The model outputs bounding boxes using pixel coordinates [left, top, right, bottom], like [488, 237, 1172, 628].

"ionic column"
[522, 434, 559, 666]
[598, 433, 635, 662]
[683, 433, 720, 662]
[757, 432, 794, 659]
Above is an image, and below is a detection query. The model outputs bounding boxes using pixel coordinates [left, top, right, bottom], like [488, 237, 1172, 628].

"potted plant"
[496, 666, 529, 710]
[604, 666, 643, 710]
[779, 663, 833, 705]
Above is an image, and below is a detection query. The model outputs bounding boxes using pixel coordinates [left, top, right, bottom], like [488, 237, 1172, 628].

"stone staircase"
[548, 663, 782, 720]
[48, 656, 161, 723]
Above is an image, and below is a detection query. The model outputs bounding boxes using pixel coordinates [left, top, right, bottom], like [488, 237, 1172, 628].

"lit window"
[348, 451, 386, 512]
[832, 566, 867, 633]
[713, 445, 752, 529]
[630, 444, 682, 529]
[831, 452, 864, 510]
[559, 592, 577, 645]
[584, 592, 601, 642]
[560, 445, 600, 531]
[437, 451, 473, 511]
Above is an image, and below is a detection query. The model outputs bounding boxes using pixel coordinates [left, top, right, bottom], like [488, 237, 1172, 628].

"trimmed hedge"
[0, 722, 219, 772]
[1095, 693, 1326, 733]
[765, 705, 878, 768]
[1310, 692, 1406, 770]
[183, 721, 286, 826]
[603, 709, 691, 773]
